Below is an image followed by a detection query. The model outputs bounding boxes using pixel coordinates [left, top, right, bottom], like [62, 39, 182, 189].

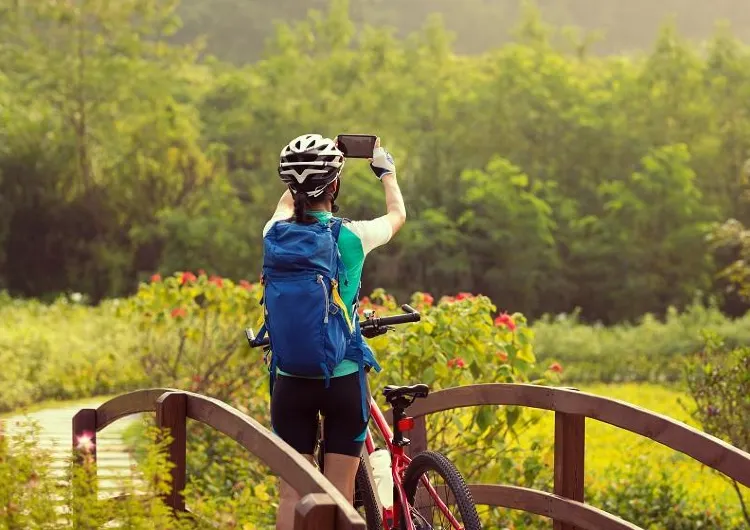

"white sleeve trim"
[344, 216, 394, 256]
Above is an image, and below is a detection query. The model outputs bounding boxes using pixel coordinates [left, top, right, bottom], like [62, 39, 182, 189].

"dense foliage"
[1, 0, 750, 324]
[171, 0, 750, 63]
[4, 275, 750, 527]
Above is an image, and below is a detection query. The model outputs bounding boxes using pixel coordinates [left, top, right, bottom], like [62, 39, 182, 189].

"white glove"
[370, 147, 396, 180]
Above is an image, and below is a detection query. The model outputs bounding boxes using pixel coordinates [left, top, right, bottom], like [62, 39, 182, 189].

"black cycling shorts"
[270, 372, 370, 457]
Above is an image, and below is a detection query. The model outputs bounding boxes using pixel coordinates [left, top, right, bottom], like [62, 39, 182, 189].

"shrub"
[531, 300, 750, 383]
[0, 418, 206, 529]
[0, 294, 148, 413]
[683, 332, 750, 527]
[588, 454, 736, 529]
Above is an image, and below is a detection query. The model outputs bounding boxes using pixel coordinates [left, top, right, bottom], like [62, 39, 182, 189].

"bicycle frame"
[364, 395, 463, 530]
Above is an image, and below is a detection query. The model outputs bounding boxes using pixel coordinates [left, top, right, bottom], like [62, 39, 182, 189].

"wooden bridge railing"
[386, 383, 750, 530]
[72, 388, 365, 530]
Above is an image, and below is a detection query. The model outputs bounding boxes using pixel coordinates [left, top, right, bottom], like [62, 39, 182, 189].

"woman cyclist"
[263, 133, 406, 529]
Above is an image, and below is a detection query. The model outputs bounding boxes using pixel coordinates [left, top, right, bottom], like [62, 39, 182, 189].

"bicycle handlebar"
[245, 304, 421, 348]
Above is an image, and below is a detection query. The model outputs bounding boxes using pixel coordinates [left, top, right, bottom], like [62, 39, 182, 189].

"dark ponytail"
[293, 192, 308, 223]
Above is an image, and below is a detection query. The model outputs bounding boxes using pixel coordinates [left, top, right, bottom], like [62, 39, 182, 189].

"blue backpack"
[255, 218, 354, 389]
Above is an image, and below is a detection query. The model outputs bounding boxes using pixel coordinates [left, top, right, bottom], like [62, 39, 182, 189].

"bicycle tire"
[401, 451, 482, 530]
[355, 456, 383, 530]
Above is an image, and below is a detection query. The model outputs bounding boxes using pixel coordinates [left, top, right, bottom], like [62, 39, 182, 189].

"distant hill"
[173, 0, 750, 63]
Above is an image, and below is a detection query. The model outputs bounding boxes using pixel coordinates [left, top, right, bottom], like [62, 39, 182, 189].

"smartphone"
[336, 134, 377, 159]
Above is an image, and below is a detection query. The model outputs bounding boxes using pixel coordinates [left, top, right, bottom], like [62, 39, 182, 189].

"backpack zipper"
[317, 274, 329, 324]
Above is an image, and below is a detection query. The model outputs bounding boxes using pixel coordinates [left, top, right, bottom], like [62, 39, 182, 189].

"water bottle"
[369, 448, 394, 509]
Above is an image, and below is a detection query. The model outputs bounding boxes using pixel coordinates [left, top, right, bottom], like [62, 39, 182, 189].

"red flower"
[180, 271, 197, 285]
[209, 275, 224, 287]
[456, 292, 473, 301]
[447, 357, 466, 369]
[549, 362, 563, 373]
[150, 273, 161, 283]
[494, 312, 516, 331]
[192, 374, 202, 383]
[442, 296, 456, 304]
[422, 293, 434, 306]
[198, 269, 206, 277]
[171, 307, 187, 318]
[361, 296, 371, 305]
[496, 351, 508, 362]
[239, 280, 252, 290]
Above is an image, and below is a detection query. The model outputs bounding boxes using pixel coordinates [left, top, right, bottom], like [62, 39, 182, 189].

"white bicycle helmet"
[278, 134, 345, 197]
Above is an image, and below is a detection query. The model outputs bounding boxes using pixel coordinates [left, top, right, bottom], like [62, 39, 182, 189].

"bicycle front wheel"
[401, 451, 482, 530]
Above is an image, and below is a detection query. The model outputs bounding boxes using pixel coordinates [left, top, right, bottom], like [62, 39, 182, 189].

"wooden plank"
[468, 484, 643, 530]
[72, 408, 98, 466]
[401, 383, 750, 487]
[184, 391, 365, 528]
[554, 412, 585, 530]
[406, 415, 428, 458]
[96, 388, 175, 430]
[156, 391, 187, 512]
[294, 493, 336, 530]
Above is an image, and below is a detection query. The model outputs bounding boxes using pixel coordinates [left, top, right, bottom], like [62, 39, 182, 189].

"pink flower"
[456, 292, 473, 301]
[209, 275, 224, 287]
[422, 293, 434, 306]
[496, 351, 508, 362]
[239, 280, 252, 290]
[171, 307, 187, 318]
[150, 273, 161, 283]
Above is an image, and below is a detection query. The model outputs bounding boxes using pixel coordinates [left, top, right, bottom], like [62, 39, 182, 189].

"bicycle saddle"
[382, 384, 430, 402]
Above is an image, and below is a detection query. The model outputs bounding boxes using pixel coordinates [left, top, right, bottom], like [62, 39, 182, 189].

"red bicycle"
[247, 304, 482, 530]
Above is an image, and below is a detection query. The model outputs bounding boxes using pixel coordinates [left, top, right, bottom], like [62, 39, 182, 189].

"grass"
[516, 383, 749, 525]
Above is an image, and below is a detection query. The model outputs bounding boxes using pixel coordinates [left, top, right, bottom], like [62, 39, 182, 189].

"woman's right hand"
[370, 137, 396, 180]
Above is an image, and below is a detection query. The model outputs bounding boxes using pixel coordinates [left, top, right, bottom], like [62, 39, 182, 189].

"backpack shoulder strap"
[330, 217, 344, 240]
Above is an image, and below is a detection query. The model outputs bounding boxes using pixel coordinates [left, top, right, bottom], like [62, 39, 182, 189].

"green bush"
[0, 295, 148, 413]
[531, 301, 750, 383]
[588, 455, 734, 529]
[683, 332, 750, 527]
[0, 418, 207, 529]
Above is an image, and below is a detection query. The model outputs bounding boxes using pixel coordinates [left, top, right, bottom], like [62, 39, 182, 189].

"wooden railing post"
[72, 408, 98, 519]
[554, 412, 585, 530]
[294, 493, 337, 530]
[406, 415, 428, 458]
[156, 392, 187, 512]
[72, 408, 98, 466]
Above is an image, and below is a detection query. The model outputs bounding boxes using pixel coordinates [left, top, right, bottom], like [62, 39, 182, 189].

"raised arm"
[272, 188, 295, 219]
[370, 139, 406, 234]
[381, 173, 406, 234]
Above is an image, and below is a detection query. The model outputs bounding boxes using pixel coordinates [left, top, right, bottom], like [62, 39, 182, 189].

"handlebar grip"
[245, 328, 256, 342]
[377, 312, 422, 326]
[401, 304, 417, 314]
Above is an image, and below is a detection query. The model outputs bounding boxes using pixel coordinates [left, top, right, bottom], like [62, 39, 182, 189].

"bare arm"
[273, 188, 294, 219]
[381, 173, 406, 234]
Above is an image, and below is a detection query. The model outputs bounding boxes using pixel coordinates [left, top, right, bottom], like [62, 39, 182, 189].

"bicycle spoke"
[411, 469, 464, 529]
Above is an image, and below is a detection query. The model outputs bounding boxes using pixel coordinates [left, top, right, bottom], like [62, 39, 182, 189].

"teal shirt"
[267, 210, 393, 378]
